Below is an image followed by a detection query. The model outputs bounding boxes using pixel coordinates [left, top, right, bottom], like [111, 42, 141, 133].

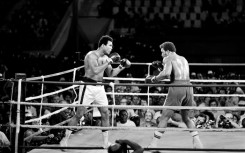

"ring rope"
[25, 85, 79, 101]
[26, 66, 84, 81]
[19, 78, 245, 134]
[18, 146, 245, 152]
[22, 78, 244, 125]
[24, 108, 93, 141]
[10, 101, 245, 111]
[106, 92, 245, 97]
[129, 62, 245, 66]
[188, 63, 245, 66]
[26, 91, 245, 102]
[18, 125, 245, 132]
[25, 100, 78, 123]
[21, 80, 245, 87]
[104, 77, 245, 83]
[24, 118, 72, 141]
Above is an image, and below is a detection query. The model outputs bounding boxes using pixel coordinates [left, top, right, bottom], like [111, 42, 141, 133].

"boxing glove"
[120, 58, 131, 68]
[152, 60, 163, 71]
[145, 75, 157, 84]
[108, 52, 121, 64]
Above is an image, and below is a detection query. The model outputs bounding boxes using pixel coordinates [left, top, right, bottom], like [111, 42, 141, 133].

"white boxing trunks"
[79, 77, 108, 105]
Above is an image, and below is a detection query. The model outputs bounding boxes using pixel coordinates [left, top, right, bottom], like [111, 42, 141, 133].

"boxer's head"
[108, 142, 123, 153]
[159, 41, 176, 57]
[159, 41, 176, 52]
[98, 35, 113, 47]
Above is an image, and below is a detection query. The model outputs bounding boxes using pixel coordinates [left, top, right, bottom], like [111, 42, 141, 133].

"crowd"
[0, 0, 72, 51]
[110, 0, 245, 35]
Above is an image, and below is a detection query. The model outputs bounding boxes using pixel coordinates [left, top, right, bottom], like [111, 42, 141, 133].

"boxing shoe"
[147, 137, 158, 148]
[147, 142, 157, 148]
[103, 141, 112, 149]
[60, 130, 72, 151]
[193, 137, 203, 149]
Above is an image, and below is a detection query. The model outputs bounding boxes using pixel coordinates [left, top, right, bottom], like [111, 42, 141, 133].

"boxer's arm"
[105, 58, 131, 77]
[105, 64, 124, 77]
[155, 57, 172, 81]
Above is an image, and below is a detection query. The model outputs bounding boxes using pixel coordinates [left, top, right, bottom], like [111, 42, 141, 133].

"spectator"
[140, 110, 157, 127]
[0, 62, 8, 79]
[204, 97, 211, 106]
[48, 100, 75, 144]
[238, 100, 245, 127]
[207, 70, 215, 79]
[24, 120, 54, 152]
[132, 95, 141, 105]
[82, 111, 93, 126]
[137, 98, 147, 117]
[241, 118, 245, 128]
[226, 94, 239, 107]
[117, 110, 136, 127]
[125, 95, 133, 105]
[233, 114, 240, 125]
[194, 112, 215, 129]
[190, 72, 197, 79]
[119, 97, 137, 119]
[25, 101, 37, 119]
[216, 112, 240, 128]
[208, 98, 225, 121]
[62, 91, 73, 104]
[194, 113, 207, 129]
[43, 94, 60, 113]
[0, 131, 10, 148]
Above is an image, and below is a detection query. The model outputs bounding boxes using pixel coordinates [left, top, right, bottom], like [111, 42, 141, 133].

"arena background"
[1, 0, 245, 78]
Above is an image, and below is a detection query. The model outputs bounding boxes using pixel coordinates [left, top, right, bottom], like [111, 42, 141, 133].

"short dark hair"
[98, 35, 113, 48]
[242, 118, 245, 128]
[233, 114, 240, 122]
[159, 41, 176, 52]
[119, 109, 128, 116]
[209, 98, 218, 106]
[108, 144, 123, 153]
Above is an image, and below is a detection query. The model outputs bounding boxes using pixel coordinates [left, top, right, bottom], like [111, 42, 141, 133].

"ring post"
[14, 79, 22, 153]
[109, 82, 115, 127]
[14, 73, 26, 153]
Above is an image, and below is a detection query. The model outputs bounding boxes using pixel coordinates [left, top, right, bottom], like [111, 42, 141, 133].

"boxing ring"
[5, 62, 245, 153]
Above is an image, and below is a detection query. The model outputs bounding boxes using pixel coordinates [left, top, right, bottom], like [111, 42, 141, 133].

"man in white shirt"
[117, 110, 136, 127]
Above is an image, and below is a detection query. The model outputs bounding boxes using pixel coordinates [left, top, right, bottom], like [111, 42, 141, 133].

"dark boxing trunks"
[164, 80, 195, 107]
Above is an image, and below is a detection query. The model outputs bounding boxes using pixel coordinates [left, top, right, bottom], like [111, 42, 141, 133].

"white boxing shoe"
[193, 137, 203, 149]
[60, 138, 68, 152]
[60, 130, 72, 151]
[103, 141, 112, 149]
[147, 143, 157, 148]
